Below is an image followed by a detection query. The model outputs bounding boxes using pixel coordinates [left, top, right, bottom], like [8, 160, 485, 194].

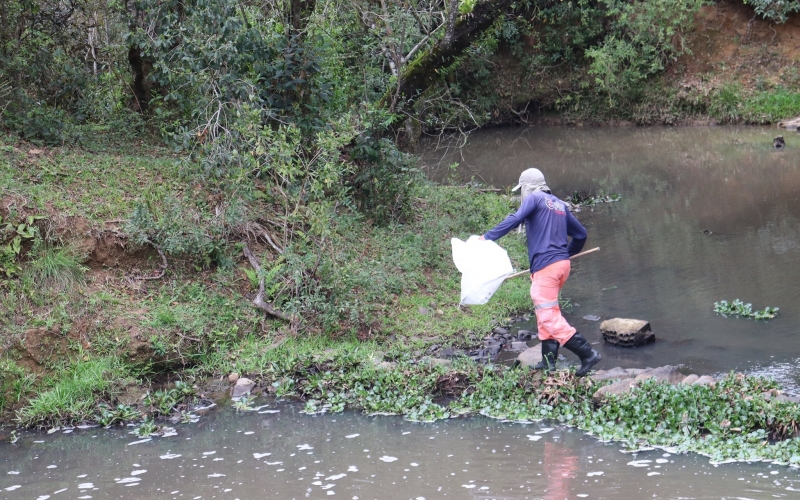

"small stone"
[511, 341, 528, 351]
[493, 327, 509, 335]
[600, 318, 655, 347]
[485, 344, 501, 356]
[421, 358, 452, 368]
[516, 344, 543, 368]
[231, 378, 255, 398]
[624, 368, 646, 376]
[681, 374, 699, 385]
[228, 373, 240, 383]
[440, 347, 455, 358]
[693, 375, 716, 386]
[427, 344, 440, 353]
[517, 330, 535, 341]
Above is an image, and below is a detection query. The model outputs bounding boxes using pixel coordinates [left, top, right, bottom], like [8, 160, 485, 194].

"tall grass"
[16, 357, 126, 427]
[23, 244, 87, 292]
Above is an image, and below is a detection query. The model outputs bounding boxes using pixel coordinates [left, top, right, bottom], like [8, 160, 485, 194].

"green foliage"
[127, 191, 244, 267]
[586, 0, 705, 105]
[144, 381, 197, 417]
[744, 0, 800, 23]
[95, 404, 142, 427]
[0, 212, 43, 278]
[16, 357, 127, 427]
[714, 299, 779, 320]
[23, 243, 87, 292]
[0, 359, 35, 414]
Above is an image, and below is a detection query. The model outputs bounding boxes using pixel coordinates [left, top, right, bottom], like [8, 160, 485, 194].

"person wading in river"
[479, 168, 601, 377]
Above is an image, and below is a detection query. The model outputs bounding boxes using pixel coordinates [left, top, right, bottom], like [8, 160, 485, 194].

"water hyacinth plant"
[714, 299, 779, 320]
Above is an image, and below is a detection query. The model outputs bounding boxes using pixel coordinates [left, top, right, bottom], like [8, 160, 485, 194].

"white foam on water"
[656, 459, 669, 464]
[253, 453, 271, 459]
[378, 456, 398, 462]
[577, 495, 588, 498]
[402, 431, 411, 435]
[213, 458, 223, 461]
[297, 444, 313, 450]
[76, 474, 87, 478]
[5, 485, 21, 491]
[410, 463, 418, 467]
[127, 439, 151, 445]
[130, 470, 147, 476]
[461, 485, 475, 489]
[78, 483, 94, 489]
[258, 410, 280, 414]
[265, 461, 282, 465]
[327, 492, 334, 496]
[114, 478, 141, 484]
[54, 488, 67, 494]
[160, 453, 181, 459]
[202, 451, 216, 455]
[321, 484, 336, 490]
[36, 495, 50, 500]
[526, 435, 542, 441]
[207, 473, 226, 478]
[587, 472, 604, 476]
[7, 471, 19, 474]
[46, 465, 58, 469]
[345, 434, 359, 439]
[535, 428, 553, 434]
[347, 466, 358, 472]
[627, 460, 652, 467]
[78, 496, 92, 499]
[647, 472, 661, 476]
[34, 440, 44, 443]
[244, 431, 254, 435]
[312, 481, 323, 486]
[326, 474, 347, 480]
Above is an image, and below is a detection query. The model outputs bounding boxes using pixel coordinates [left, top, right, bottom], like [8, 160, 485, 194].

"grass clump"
[16, 357, 128, 427]
[23, 243, 87, 292]
[714, 299, 779, 320]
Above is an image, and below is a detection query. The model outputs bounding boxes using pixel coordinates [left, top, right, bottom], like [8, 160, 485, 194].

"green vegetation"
[714, 299, 779, 320]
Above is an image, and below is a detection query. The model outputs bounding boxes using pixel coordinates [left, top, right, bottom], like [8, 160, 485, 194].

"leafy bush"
[0, 213, 43, 278]
[744, 0, 800, 22]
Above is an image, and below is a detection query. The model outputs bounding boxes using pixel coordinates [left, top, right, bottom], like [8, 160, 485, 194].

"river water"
[423, 126, 800, 388]
[4, 403, 800, 499]
[4, 126, 800, 498]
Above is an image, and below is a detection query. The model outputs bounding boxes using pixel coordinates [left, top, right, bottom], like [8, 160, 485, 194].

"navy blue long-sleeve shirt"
[483, 191, 587, 273]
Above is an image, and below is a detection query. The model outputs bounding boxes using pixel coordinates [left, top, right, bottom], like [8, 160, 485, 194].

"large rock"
[633, 365, 684, 384]
[693, 375, 716, 386]
[593, 379, 637, 404]
[590, 366, 634, 382]
[516, 344, 543, 368]
[681, 374, 699, 385]
[600, 318, 655, 347]
[231, 377, 255, 398]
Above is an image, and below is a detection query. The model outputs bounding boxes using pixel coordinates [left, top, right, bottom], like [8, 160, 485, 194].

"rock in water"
[600, 318, 655, 347]
[516, 344, 543, 368]
[231, 378, 255, 398]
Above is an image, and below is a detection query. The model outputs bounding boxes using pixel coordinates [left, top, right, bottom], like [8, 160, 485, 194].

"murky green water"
[4, 403, 800, 499]
[423, 126, 800, 388]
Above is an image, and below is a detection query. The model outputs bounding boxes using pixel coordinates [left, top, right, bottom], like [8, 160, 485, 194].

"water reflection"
[422, 126, 800, 387]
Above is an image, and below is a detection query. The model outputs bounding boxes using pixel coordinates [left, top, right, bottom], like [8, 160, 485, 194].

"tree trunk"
[441, 0, 459, 50]
[289, 0, 317, 32]
[387, 0, 516, 105]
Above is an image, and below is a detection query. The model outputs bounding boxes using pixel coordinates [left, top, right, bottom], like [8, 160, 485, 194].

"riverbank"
[5, 126, 800, 468]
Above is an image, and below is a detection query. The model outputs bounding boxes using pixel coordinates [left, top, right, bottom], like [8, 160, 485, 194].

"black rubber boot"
[533, 339, 559, 372]
[563, 332, 601, 377]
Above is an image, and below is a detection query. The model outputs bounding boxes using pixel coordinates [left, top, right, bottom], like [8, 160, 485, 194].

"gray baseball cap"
[512, 167, 550, 194]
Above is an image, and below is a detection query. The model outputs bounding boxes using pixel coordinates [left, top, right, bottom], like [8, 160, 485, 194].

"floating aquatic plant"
[714, 299, 779, 320]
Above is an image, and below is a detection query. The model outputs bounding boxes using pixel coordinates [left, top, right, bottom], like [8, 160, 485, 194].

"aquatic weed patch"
[714, 299, 779, 320]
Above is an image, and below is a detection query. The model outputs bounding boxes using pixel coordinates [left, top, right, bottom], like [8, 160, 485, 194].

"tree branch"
[242, 244, 293, 322]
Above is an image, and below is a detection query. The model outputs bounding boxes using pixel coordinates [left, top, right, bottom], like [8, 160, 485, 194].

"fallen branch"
[242, 244, 293, 322]
[138, 245, 168, 281]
